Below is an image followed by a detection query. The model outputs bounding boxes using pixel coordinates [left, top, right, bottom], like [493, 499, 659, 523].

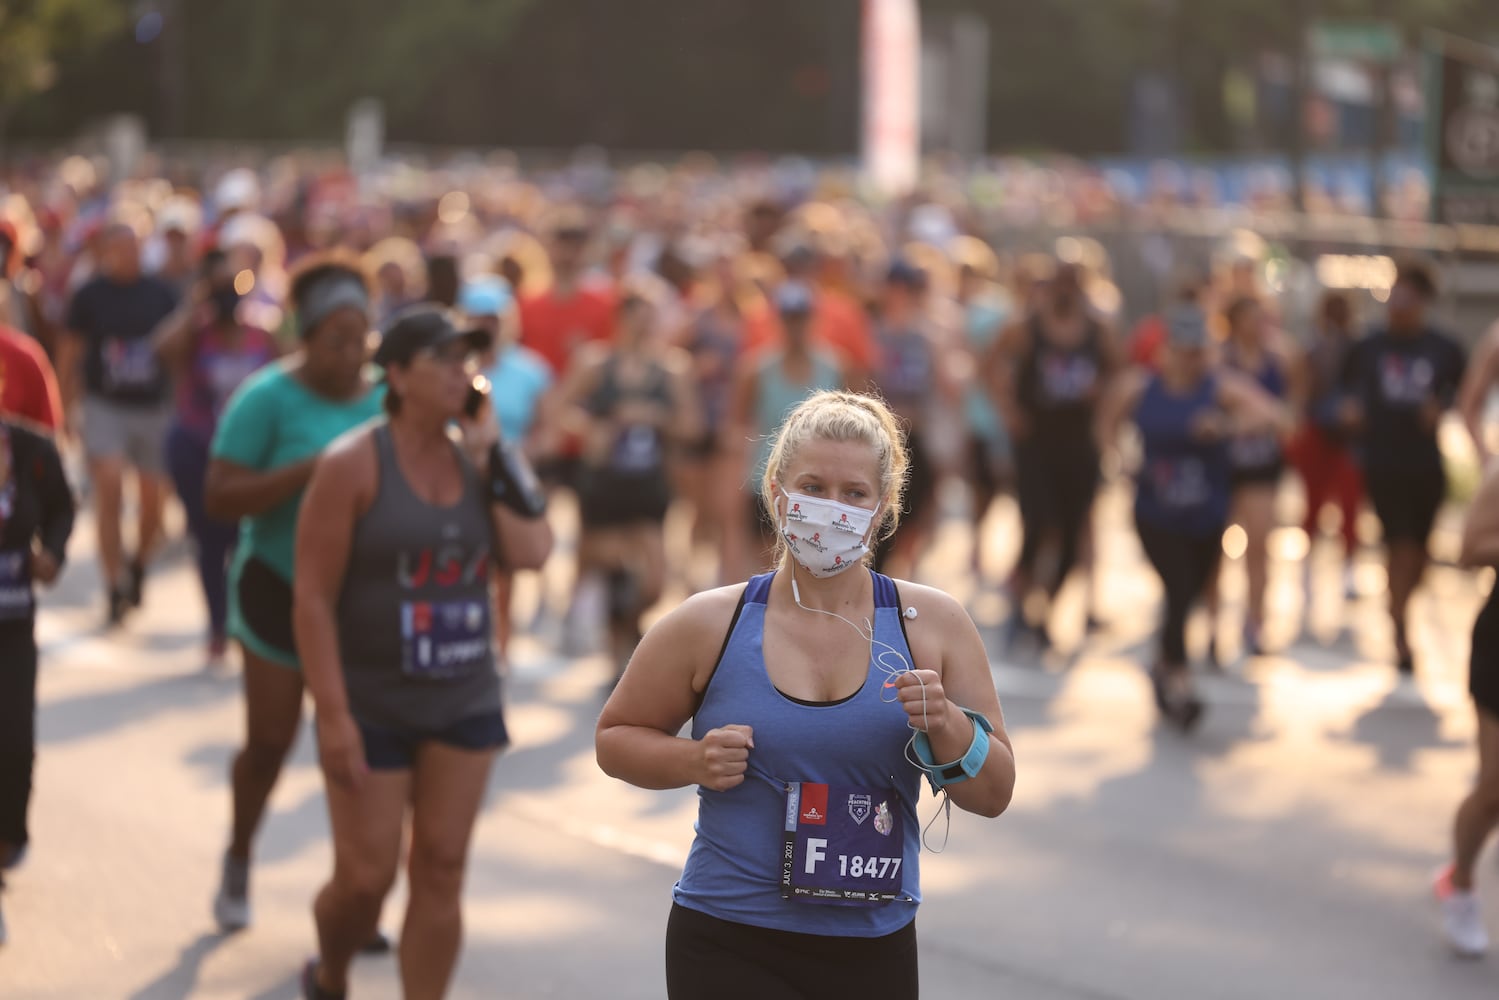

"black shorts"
[356, 710, 509, 771]
[1471, 588, 1499, 720]
[235, 555, 298, 666]
[535, 454, 583, 493]
[664, 903, 917, 1000]
[1231, 460, 1284, 490]
[1365, 464, 1444, 544]
[577, 467, 671, 527]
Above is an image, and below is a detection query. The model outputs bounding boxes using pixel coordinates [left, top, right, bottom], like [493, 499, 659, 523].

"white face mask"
[778, 489, 880, 578]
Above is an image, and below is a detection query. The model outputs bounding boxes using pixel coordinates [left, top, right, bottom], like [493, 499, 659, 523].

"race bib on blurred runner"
[400, 599, 490, 679]
[102, 337, 161, 393]
[781, 781, 903, 905]
[0, 550, 34, 622]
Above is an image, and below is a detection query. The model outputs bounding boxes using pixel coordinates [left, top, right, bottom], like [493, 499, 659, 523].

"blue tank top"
[674, 571, 924, 937]
[1134, 374, 1230, 537]
[1224, 348, 1286, 472]
[750, 351, 842, 485]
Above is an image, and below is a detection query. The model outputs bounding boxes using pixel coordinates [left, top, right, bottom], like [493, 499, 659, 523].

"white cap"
[214, 168, 261, 214]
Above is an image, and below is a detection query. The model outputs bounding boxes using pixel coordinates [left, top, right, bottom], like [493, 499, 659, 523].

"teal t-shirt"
[211, 360, 385, 581]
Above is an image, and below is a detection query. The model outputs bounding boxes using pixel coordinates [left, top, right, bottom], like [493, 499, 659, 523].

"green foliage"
[0, 0, 123, 111]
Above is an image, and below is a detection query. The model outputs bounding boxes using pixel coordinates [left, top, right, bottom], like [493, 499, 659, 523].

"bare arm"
[204, 456, 319, 521]
[596, 587, 748, 791]
[1461, 461, 1499, 567]
[890, 585, 1014, 818]
[984, 319, 1031, 442]
[152, 281, 207, 370]
[1094, 367, 1148, 457]
[1458, 324, 1499, 463]
[1218, 370, 1292, 437]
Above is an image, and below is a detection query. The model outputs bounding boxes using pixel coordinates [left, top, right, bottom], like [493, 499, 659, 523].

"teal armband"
[911, 708, 994, 793]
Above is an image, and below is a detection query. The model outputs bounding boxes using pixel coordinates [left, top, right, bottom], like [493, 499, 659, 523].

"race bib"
[400, 599, 491, 679]
[1229, 433, 1279, 469]
[1041, 352, 1098, 404]
[1150, 456, 1211, 509]
[609, 423, 663, 473]
[102, 337, 161, 393]
[781, 781, 904, 906]
[0, 550, 34, 622]
[1378, 355, 1434, 406]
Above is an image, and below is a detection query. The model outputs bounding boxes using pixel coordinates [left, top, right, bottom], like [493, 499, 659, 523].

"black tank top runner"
[1016, 312, 1103, 449]
[585, 353, 675, 475]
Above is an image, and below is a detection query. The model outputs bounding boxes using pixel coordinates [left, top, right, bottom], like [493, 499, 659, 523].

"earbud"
[904, 607, 918, 620]
[791, 575, 802, 607]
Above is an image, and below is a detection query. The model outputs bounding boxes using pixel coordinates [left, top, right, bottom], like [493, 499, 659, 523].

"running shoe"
[126, 558, 146, 609]
[302, 959, 347, 1000]
[213, 853, 251, 932]
[361, 930, 393, 954]
[1434, 865, 1489, 958]
[107, 587, 131, 626]
[1342, 564, 1359, 601]
[1242, 622, 1264, 659]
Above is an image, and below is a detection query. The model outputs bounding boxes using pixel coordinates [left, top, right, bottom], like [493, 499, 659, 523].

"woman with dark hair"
[203, 251, 384, 932]
[1291, 291, 1364, 609]
[153, 248, 280, 667]
[1208, 296, 1295, 659]
[557, 281, 699, 679]
[294, 305, 552, 999]
[0, 416, 74, 947]
[1341, 261, 1465, 677]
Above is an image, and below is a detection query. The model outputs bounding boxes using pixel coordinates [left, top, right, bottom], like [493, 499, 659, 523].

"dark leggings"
[1136, 516, 1223, 667]
[0, 624, 38, 849]
[665, 903, 918, 1000]
[1014, 441, 1098, 591]
[166, 424, 238, 638]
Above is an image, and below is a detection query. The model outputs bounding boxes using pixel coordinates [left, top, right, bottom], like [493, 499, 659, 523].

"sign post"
[862, 0, 920, 197]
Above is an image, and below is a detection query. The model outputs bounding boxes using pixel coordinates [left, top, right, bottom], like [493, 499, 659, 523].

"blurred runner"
[519, 211, 615, 379]
[672, 241, 747, 574]
[0, 416, 75, 947]
[1437, 461, 1499, 958]
[1291, 291, 1364, 607]
[1458, 315, 1499, 465]
[204, 253, 384, 932]
[991, 261, 1120, 648]
[0, 324, 63, 430]
[724, 282, 845, 580]
[293, 307, 551, 1000]
[952, 239, 1014, 581]
[1340, 262, 1466, 677]
[868, 259, 952, 580]
[1208, 296, 1295, 660]
[557, 283, 699, 680]
[595, 390, 1013, 1000]
[463, 275, 553, 659]
[1098, 305, 1284, 730]
[153, 248, 279, 667]
[63, 222, 178, 623]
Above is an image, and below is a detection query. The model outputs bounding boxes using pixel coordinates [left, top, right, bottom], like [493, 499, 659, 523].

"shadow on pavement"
[1345, 687, 1466, 771]
[39, 670, 237, 746]
[126, 931, 230, 1000]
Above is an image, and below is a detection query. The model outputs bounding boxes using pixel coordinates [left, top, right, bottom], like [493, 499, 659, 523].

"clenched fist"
[698, 724, 754, 792]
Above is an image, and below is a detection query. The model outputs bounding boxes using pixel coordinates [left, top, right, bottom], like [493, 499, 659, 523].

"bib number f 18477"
[781, 781, 903, 905]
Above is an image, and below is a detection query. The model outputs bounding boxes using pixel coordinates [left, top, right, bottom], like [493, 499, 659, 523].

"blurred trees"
[6, 0, 1499, 153]
[0, 0, 122, 139]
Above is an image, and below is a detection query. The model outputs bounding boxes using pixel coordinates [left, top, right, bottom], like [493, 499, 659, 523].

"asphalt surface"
[3, 483, 1497, 999]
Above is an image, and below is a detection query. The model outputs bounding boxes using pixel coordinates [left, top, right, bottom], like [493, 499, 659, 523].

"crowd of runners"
[0, 148, 1497, 991]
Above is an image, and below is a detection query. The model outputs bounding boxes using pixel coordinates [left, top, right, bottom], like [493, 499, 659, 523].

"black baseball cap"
[374, 304, 492, 368]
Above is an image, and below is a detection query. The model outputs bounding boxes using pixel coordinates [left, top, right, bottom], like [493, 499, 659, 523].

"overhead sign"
[863, 0, 920, 197]
[1426, 34, 1499, 227]
[1310, 20, 1402, 64]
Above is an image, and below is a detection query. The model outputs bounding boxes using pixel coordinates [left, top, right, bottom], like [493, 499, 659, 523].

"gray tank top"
[336, 422, 499, 730]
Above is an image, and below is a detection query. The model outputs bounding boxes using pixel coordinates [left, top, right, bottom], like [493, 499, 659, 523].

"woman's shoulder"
[650, 581, 753, 649]
[881, 577, 969, 623]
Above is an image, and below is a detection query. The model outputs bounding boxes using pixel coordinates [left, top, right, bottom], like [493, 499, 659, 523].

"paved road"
[4, 486, 1497, 998]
